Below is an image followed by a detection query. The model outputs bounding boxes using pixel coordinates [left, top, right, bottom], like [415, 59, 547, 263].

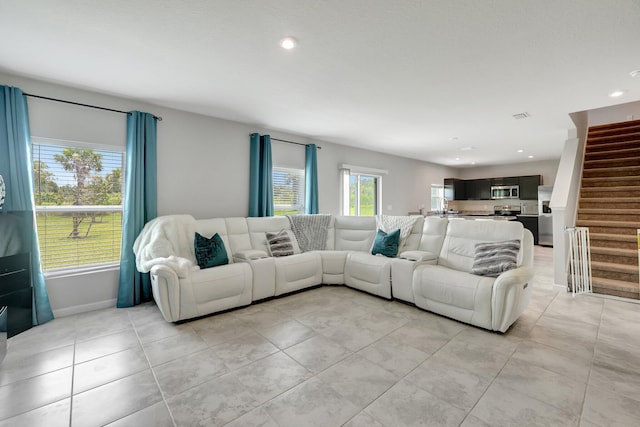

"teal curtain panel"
[248, 133, 274, 217]
[117, 111, 158, 307]
[305, 143, 319, 214]
[0, 85, 54, 325]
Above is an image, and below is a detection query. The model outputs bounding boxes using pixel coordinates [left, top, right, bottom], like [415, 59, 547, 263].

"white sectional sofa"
[133, 214, 534, 332]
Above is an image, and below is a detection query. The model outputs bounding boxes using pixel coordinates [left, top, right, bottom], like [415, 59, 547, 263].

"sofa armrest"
[149, 265, 182, 322]
[398, 250, 438, 262]
[491, 266, 535, 332]
[234, 249, 269, 262]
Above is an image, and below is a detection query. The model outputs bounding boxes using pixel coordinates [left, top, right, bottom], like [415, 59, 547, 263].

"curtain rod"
[22, 93, 163, 121]
[271, 137, 322, 149]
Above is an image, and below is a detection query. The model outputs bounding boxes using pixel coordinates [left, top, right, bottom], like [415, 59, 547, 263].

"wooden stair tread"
[582, 175, 640, 182]
[584, 156, 640, 165]
[585, 147, 640, 158]
[576, 219, 640, 227]
[591, 277, 639, 292]
[589, 118, 640, 127]
[588, 132, 640, 141]
[591, 260, 639, 274]
[590, 233, 637, 242]
[577, 208, 639, 214]
[581, 186, 640, 192]
[590, 246, 638, 257]
[588, 120, 640, 133]
[583, 164, 640, 172]
[579, 198, 640, 204]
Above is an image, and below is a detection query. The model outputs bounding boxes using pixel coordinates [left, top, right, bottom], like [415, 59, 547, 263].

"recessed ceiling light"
[609, 90, 625, 97]
[455, 157, 460, 161]
[630, 70, 640, 78]
[280, 37, 297, 50]
[528, 155, 534, 159]
[517, 149, 524, 153]
[471, 161, 476, 165]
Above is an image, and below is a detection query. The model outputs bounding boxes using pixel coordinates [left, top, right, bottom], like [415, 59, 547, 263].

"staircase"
[576, 119, 640, 299]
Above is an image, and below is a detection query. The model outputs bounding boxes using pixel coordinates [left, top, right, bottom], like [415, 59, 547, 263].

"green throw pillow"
[371, 228, 401, 258]
[194, 232, 229, 269]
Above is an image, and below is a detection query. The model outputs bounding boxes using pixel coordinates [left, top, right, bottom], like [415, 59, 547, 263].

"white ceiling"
[1, 0, 639, 167]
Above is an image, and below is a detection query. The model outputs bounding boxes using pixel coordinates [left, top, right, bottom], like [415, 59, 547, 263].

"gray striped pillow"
[266, 230, 294, 257]
[472, 239, 520, 277]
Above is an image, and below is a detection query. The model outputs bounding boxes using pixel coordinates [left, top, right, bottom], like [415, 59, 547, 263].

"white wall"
[455, 159, 560, 186]
[588, 100, 640, 126]
[1, 71, 456, 315]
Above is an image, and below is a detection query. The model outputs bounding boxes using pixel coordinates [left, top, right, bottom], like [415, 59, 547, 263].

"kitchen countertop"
[426, 213, 517, 221]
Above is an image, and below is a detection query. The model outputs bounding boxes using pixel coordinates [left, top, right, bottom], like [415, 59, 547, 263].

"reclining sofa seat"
[148, 217, 253, 322]
[391, 216, 450, 303]
[412, 219, 534, 332]
[342, 216, 426, 298]
[246, 216, 322, 297]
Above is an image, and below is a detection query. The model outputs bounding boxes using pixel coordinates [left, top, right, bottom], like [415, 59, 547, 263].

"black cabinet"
[490, 176, 519, 186]
[519, 175, 542, 200]
[516, 216, 539, 245]
[446, 174, 542, 201]
[465, 179, 491, 200]
[444, 178, 466, 201]
[0, 253, 33, 338]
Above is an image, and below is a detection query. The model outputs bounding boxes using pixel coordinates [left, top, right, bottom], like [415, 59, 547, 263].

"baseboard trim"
[53, 298, 117, 318]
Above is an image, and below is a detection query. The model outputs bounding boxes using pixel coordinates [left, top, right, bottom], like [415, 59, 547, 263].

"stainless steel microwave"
[491, 185, 519, 199]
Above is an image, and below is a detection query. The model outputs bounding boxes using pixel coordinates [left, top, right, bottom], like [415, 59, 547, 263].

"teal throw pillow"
[194, 232, 229, 269]
[371, 228, 401, 258]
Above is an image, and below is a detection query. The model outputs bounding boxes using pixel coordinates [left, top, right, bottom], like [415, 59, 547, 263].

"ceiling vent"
[512, 112, 530, 120]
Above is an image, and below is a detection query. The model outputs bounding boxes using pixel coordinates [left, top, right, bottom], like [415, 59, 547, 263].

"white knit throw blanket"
[133, 214, 197, 278]
[376, 215, 419, 248]
[287, 214, 332, 252]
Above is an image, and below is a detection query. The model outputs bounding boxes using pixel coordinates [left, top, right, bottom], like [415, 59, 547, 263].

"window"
[340, 165, 385, 216]
[431, 184, 445, 211]
[273, 166, 304, 216]
[32, 141, 125, 272]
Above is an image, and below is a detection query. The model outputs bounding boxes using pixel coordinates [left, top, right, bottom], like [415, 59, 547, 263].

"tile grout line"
[457, 286, 565, 426]
[578, 295, 606, 426]
[128, 310, 178, 427]
[69, 315, 77, 427]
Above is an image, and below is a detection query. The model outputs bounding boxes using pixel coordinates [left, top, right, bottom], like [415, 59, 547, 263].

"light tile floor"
[2, 247, 640, 426]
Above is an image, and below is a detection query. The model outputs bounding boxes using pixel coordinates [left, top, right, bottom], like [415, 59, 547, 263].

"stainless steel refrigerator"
[538, 185, 553, 246]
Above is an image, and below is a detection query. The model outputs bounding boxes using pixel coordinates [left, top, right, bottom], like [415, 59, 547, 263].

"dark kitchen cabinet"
[490, 176, 519, 186]
[444, 178, 466, 201]
[465, 179, 491, 200]
[516, 215, 539, 245]
[519, 175, 542, 200]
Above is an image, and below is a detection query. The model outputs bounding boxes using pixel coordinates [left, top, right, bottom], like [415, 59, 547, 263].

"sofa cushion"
[266, 230, 296, 257]
[194, 232, 229, 268]
[334, 216, 376, 251]
[438, 220, 524, 273]
[413, 264, 494, 329]
[471, 239, 520, 277]
[371, 228, 401, 257]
